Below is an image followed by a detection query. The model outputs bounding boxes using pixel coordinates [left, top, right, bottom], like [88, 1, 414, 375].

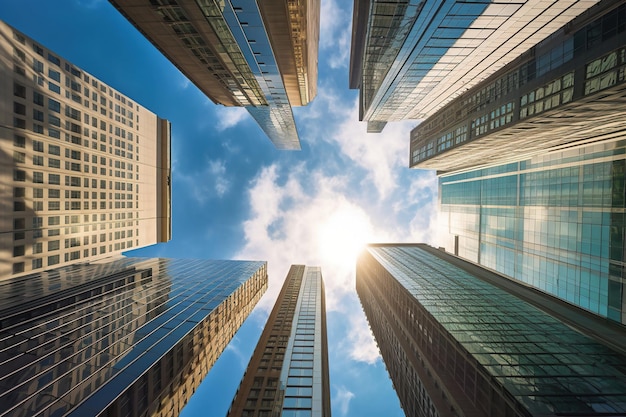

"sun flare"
[317, 206, 372, 270]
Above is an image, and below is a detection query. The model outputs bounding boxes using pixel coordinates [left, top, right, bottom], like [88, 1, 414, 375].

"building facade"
[0, 20, 172, 279]
[357, 244, 626, 417]
[227, 265, 331, 417]
[438, 138, 626, 324]
[349, 0, 598, 133]
[109, 0, 320, 150]
[410, 0, 626, 172]
[0, 257, 267, 417]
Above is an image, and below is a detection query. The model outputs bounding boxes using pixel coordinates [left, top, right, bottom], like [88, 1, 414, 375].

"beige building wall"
[0, 20, 171, 279]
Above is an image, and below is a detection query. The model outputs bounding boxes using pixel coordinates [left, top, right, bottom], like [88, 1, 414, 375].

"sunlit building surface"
[410, 0, 626, 172]
[0, 20, 171, 280]
[227, 265, 331, 417]
[349, 0, 598, 133]
[357, 244, 626, 417]
[438, 138, 626, 325]
[0, 257, 267, 417]
[109, 0, 320, 150]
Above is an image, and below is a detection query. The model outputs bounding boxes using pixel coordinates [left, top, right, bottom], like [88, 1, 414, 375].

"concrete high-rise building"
[0, 257, 267, 417]
[349, 0, 598, 133]
[227, 265, 331, 417]
[357, 243, 626, 417]
[109, 0, 320, 150]
[0, 20, 171, 279]
[410, 0, 626, 172]
[437, 138, 626, 324]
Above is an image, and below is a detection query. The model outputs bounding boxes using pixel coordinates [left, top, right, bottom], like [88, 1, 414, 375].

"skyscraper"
[349, 0, 597, 133]
[357, 243, 626, 417]
[0, 257, 267, 417]
[1, 20, 171, 279]
[109, 0, 320, 150]
[437, 138, 626, 324]
[410, 0, 626, 172]
[227, 265, 331, 417]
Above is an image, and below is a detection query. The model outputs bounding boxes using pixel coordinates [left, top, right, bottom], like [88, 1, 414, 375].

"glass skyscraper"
[227, 265, 331, 417]
[438, 139, 626, 324]
[410, 0, 626, 173]
[0, 257, 267, 417]
[349, 0, 595, 133]
[357, 244, 626, 417]
[109, 0, 320, 150]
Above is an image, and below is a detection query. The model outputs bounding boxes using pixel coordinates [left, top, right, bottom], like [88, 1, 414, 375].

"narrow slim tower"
[357, 244, 626, 417]
[227, 265, 331, 417]
[0, 257, 267, 417]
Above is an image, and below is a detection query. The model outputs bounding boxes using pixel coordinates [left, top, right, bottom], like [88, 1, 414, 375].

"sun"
[316, 206, 372, 269]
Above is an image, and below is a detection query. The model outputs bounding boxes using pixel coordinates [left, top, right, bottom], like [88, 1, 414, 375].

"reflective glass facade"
[357, 244, 626, 417]
[349, 0, 596, 133]
[410, 1, 626, 172]
[110, 0, 321, 150]
[227, 265, 330, 417]
[0, 257, 267, 417]
[439, 139, 626, 324]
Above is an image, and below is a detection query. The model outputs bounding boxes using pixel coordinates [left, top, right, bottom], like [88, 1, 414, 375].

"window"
[33, 172, 43, 183]
[48, 201, 60, 211]
[14, 170, 25, 182]
[48, 158, 60, 168]
[33, 242, 43, 254]
[49, 189, 60, 198]
[33, 91, 44, 106]
[48, 216, 60, 226]
[14, 134, 25, 148]
[13, 102, 26, 115]
[14, 118, 25, 129]
[14, 82, 26, 98]
[32, 58, 43, 73]
[48, 240, 60, 251]
[48, 82, 60, 94]
[12, 263, 24, 274]
[48, 255, 59, 266]
[33, 155, 44, 166]
[33, 124, 43, 134]
[49, 114, 61, 126]
[14, 201, 25, 211]
[48, 144, 60, 155]
[13, 246, 25, 257]
[13, 151, 25, 163]
[14, 188, 25, 198]
[48, 174, 60, 185]
[32, 258, 43, 269]
[48, 98, 61, 113]
[48, 53, 60, 66]
[48, 128, 60, 139]
[33, 109, 44, 122]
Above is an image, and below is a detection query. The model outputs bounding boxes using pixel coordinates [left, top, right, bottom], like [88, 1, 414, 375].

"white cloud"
[320, 0, 352, 68]
[216, 107, 250, 131]
[175, 157, 231, 204]
[333, 385, 355, 416]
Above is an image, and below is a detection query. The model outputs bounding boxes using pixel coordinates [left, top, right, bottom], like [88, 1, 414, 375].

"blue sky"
[0, 1, 442, 415]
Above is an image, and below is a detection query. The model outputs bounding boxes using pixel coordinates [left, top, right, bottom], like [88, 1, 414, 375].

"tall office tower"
[109, 0, 320, 150]
[0, 257, 267, 417]
[438, 139, 626, 324]
[0, 20, 172, 280]
[357, 243, 626, 417]
[227, 265, 331, 417]
[410, 0, 626, 172]
[349, 0, 598, 133]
